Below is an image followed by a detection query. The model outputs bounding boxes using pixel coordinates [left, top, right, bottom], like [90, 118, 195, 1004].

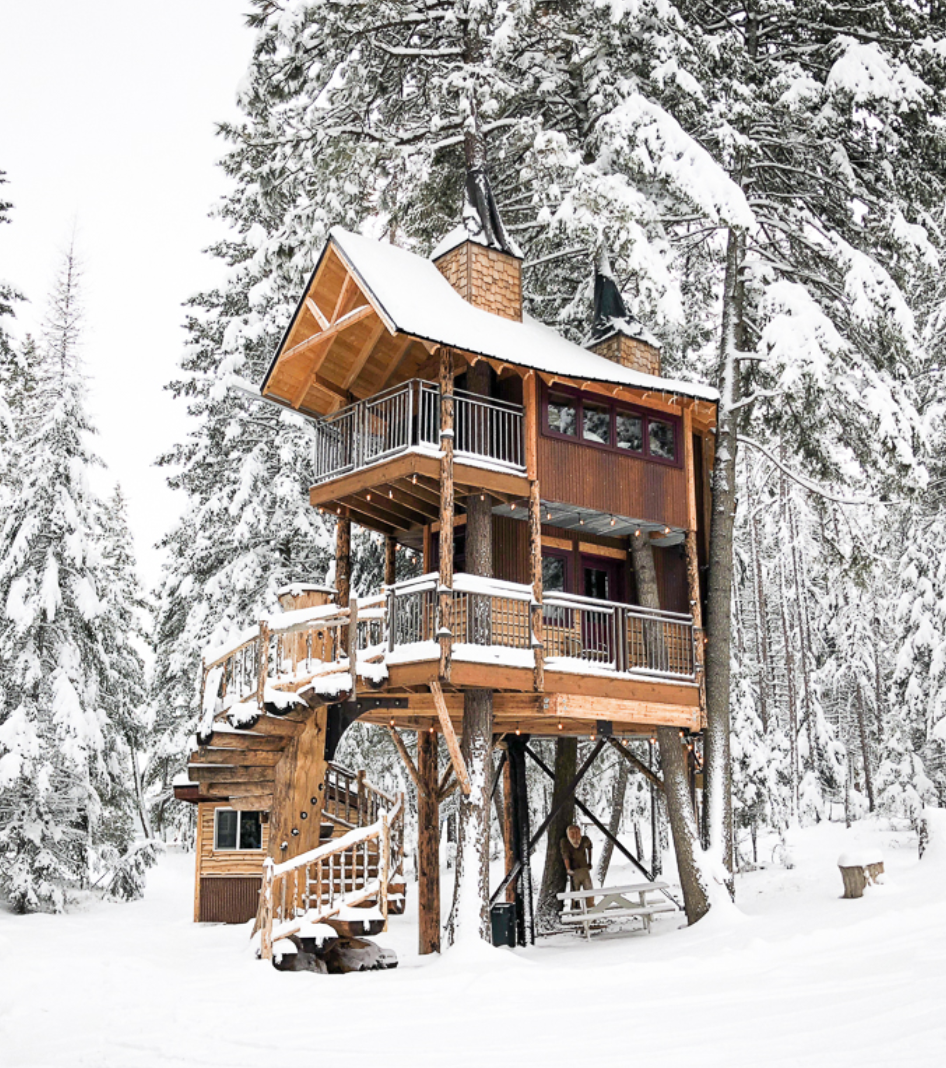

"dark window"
[582, 401, 611, 445]
[239, 812, 263, 850]
[616, 411, 643, 452]
[214, 809, 263, 851]
[649, 418, 676, 461]
[548, 394, 577, 436]
[543, 385, 680, 466]
[215, 810, 238, 850]
[584, 566, 612, 600]
[542, 555, 567, 593]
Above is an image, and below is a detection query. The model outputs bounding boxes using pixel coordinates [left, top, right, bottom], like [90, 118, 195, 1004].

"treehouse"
[176, 186, 718, 960]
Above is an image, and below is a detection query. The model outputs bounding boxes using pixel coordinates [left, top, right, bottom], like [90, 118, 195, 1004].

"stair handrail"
[258, 792, 404, 961]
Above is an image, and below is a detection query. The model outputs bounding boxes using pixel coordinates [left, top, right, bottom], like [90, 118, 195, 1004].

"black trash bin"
[490, 902, 517, 947]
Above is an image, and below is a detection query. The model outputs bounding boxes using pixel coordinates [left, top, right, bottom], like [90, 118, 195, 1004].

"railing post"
[260, 858, 275, 962]
[387, 586, 396, 652]
[256, 622, 270, 710]
[380, 807, 391, 930]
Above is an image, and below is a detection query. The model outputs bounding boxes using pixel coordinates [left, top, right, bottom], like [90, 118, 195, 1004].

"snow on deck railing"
[257, 793, 404, 961]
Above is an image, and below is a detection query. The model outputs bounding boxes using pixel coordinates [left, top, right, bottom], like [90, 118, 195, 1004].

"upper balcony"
[309, 379, 530, 532]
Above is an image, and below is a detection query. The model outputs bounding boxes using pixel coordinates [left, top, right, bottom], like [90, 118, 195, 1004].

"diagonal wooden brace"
[429, 679, 471, 796]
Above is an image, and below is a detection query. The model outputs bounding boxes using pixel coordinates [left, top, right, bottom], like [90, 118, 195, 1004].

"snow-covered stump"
[838, 852, 884, 898]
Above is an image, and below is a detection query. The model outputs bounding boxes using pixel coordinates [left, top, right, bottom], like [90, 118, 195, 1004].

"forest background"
[1, 0, 945, 913]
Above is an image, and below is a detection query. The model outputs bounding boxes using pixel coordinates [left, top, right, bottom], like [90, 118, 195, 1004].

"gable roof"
[262, 227, 718, 408]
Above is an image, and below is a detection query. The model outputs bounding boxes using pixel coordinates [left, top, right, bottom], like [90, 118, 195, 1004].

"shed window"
[214, 809, 263, 851]
[548, 394, 577, 436]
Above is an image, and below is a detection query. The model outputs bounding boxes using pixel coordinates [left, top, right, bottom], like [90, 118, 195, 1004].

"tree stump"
[838, 856, 884, 898]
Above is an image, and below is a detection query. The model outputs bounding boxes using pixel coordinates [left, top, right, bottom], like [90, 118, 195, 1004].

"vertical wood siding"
[537, 435, 688, 529]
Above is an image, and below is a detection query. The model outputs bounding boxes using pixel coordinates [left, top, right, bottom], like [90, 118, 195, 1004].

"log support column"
[524, 372, 544, 692]
[384, 534, 397, 587]
[417, 728, 441, 954]
[438, 347, 455, 679]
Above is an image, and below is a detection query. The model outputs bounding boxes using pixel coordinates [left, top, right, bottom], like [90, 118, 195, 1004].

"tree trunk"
[632, 533, 710, 922]
[449, 358, 494, 944]
[417, 730, 441, 954]
[536, 737, 578, 928]
[703, 226, 742, 892]
[855, 683, 876, 812]
[596, 756, 629, 884]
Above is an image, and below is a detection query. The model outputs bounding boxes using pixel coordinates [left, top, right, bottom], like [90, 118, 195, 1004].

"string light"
[664, 526, 671, 535]
[388, 490, 393, 499]
[412, 474, 418, 484]
[390, 718, 395, 727]
[367, 493, 372, 502]
[515, 728, 521, 736]
[634, 529, 641, 537]
[510, 502, 516, 510]
[610, 516, 616, 527]
[558, 722, 563, 731]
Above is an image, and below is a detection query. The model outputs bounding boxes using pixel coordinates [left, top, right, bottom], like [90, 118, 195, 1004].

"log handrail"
[258, 793, 404, 961]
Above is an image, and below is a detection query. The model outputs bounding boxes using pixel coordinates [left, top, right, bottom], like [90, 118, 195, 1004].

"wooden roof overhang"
[261, 242, 442, 418]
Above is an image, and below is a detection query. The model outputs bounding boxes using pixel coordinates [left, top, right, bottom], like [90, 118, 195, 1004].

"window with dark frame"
[214, 809, 263, 851]
[541, 384, 680, 465]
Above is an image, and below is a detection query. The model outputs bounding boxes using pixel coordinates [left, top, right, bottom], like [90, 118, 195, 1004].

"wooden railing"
[258, 790, 404, 960]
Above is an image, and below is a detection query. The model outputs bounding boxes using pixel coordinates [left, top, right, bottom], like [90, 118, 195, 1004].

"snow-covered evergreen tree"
[0, 249, 137, 910]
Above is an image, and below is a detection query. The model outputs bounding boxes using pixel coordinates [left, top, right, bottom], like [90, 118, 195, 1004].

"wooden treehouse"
[176, 190, 718, 961]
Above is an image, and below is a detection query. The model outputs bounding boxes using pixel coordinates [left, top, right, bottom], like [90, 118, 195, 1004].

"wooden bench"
[556, 881, 676, 940]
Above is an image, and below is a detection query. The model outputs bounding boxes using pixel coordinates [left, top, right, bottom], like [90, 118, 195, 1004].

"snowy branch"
[737, 437, 889, 507]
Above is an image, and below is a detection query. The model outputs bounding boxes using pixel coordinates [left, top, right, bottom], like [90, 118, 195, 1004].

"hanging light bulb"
[515, 728, 521, 736]
[610, 516, 616, 527]
[390, 718, 395, 727]
[634, 529, 641, 537]
[664, 526, 671, 535]
[558, 722, 563, 731]
[510, 502, 516, 510]
[367, 493, 372, 502]
[388, 489, 393, 499]
[412, 474, 418, 485]
[579, 515, 584, 526]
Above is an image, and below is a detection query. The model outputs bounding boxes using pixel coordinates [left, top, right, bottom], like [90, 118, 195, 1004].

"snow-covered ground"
[1, 819, 943, 1067]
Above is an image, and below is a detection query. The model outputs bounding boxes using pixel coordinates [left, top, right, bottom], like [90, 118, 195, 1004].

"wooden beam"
[387, 726, 428, 798]
[384, 535, 397, 587]
[280, 304, 374, 370]
[340, 318, 388, 391]
[188, 765, 275, 784]
[230, 794, 274, 811]
[238, 715, 306, 738]
[331, 272, 356, 323]
[606, 736, 665, 792]
[191, 748, 281, 767]
[429, 679, 470, 795]
[376, 335, 416, 390]
[197, 780, 274, 799]
[205, 732, 287, 752]
[305, 296, 330, 331]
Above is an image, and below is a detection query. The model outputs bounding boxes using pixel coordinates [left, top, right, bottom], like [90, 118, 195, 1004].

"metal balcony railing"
[312, 379, 525, 484]
[385, 575, 696, 681]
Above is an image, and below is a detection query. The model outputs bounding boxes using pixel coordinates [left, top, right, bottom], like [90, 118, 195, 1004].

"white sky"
[0, 2, 254, 589]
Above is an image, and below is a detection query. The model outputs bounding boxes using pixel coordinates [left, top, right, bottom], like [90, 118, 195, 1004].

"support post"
[506, 734, 535, 945]
[683, 405, 707, 727]
[417, 728, 441, 954]
[336, 514, 352, 661]
[502, 747, 516, 904]
[438, 347, 455, 679]
[524, 371, 544, 692]
[384, 534, 397, 587]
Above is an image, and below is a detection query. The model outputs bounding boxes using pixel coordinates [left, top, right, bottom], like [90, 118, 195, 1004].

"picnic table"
[556, 881, 676, 940]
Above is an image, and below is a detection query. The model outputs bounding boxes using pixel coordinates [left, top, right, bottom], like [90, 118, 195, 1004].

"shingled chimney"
[433, 167, 523, 321]
[587, 243, 661, 377]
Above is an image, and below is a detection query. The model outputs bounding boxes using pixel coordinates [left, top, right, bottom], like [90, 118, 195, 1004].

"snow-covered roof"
[329, 227, 718, 404]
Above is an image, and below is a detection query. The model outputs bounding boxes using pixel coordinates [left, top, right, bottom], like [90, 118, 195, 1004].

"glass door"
[580, 555, 622, 665]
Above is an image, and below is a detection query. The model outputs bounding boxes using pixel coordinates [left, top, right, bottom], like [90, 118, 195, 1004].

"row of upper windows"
[543, 386, 679, 465]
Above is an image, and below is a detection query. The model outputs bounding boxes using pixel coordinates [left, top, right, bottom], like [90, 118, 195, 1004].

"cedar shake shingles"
[434, 241, 522, 321]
